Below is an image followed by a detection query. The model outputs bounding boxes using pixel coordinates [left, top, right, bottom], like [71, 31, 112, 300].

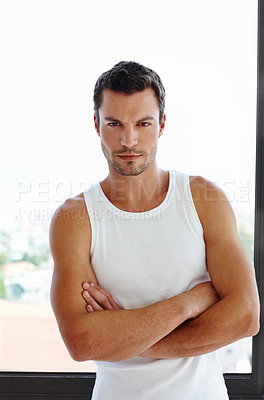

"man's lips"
[118, 154, 142, 161]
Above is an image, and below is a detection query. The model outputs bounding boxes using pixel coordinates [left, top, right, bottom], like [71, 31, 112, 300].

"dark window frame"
[0, 1, 263, 398]
[224, 0, 264, 398]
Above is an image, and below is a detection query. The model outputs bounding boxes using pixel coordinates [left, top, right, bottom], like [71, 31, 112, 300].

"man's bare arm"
[50, 195, 218, 363]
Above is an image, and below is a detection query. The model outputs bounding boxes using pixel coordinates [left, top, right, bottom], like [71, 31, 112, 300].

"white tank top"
[83, 170, 229, 400]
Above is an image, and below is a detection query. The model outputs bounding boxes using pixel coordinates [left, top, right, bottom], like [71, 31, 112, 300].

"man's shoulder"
[50, 193, 90, 234]
[189, 175, 236, 238]
[189, 175, 228, 203]
[49, 194, 93, 283]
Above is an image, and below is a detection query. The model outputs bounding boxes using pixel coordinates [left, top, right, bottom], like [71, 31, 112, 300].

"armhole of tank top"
[182, 173, 204, 238]
[82, 188, 97, 257]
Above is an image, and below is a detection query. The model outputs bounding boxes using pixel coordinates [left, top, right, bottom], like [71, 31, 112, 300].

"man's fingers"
[108, 297, 121, 310]
[83, 290, 104, 311]
[82, 282, 121, 310]
[82, 283, 114, 310]
[90, 283, 121, 310]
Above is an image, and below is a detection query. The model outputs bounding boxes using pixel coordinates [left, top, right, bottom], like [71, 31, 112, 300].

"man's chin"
[110, 162, 147, 177]
[113, 168, 146, 177]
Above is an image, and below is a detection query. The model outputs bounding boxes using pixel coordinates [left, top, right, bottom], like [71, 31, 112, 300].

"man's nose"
[120, 126, 139, 148]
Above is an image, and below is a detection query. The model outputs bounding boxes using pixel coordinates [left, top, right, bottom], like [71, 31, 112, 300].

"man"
[50, 61, 260, 399]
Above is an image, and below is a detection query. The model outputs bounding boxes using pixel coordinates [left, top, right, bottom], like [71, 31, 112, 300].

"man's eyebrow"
[104, 117, 122, 123]
[136, 116, 155, 123]
[103, 116, 155, 123]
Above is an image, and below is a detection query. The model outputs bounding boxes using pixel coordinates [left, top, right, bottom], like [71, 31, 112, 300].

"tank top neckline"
[96, 170, 175, 217]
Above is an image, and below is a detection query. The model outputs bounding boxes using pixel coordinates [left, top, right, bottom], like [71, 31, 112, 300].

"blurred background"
[0, 0, 257, 373]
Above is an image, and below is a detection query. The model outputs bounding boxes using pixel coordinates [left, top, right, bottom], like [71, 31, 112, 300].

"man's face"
[95, 88, 165, 176]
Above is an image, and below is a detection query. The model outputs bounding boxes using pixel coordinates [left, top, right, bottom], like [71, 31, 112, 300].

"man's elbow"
[70, 341, 129, 362]
[62, 328, 94, 362]
[248, 312, 260, 337]
[65, 330, 126, 363]
[69, 344, 91, 362]
[243, 301, 260, 337]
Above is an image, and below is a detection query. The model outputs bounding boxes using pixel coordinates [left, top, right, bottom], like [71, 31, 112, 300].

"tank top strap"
[170, 170, 203, 237]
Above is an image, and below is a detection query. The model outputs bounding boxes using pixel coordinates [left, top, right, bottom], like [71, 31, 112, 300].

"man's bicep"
[49, 200, 97, 331]
[50, 262, 88, 324]
[50, 259, 97, 360]
[191, 177, 259, 304]
[206, 232, 256, 300]
[202, 186, 259, 305]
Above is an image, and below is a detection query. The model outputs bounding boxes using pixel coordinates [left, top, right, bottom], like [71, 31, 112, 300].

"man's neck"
[100, 163, 169, 213]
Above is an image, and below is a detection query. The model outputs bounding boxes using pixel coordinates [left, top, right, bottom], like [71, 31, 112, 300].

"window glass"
[0, 0, 257, 372]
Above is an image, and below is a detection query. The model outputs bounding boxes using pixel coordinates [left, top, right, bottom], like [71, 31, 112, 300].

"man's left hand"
[82, 282, 121, 312]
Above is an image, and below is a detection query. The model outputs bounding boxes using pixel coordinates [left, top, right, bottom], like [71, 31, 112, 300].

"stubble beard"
[101, 142, 158, 176]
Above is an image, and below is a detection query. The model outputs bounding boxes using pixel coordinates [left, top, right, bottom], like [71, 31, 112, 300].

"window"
[0, 0, 263, 398]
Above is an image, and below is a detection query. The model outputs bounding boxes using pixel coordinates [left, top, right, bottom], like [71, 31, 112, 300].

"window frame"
[0, 1, 263, 398]
[225, 0, 264, 397]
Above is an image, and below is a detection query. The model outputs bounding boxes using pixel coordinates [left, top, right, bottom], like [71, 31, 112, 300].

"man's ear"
[158, 114, 166, 138]
[94, 114, 100, 137]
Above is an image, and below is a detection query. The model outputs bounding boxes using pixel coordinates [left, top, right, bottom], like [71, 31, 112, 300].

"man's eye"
[108, 122, 120, 127]
[138, 122, 150, 127]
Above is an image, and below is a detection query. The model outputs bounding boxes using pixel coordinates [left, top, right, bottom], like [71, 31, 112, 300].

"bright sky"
[0, 0, 258, 229]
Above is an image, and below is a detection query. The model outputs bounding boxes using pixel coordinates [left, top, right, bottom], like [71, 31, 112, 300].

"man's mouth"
[118, 154, 142, 161]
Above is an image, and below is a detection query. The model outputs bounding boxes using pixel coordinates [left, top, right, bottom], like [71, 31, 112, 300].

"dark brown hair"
[93, 61, 166, 125]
